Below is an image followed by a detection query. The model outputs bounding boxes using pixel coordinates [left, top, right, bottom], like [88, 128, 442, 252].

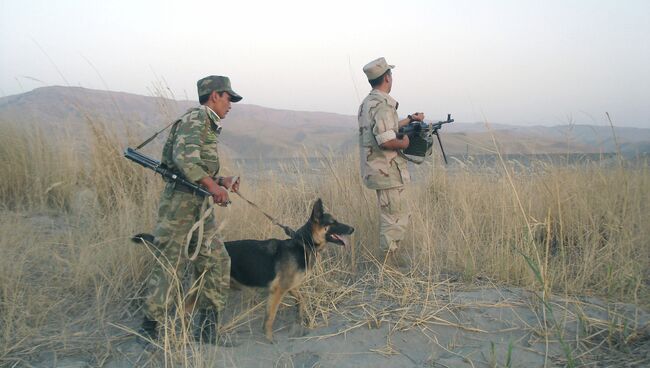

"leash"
[182, 176, 295, 260]
[226, 175, 295, 236]
[233, 190, 296, 237]
[183, 196, 219, 261]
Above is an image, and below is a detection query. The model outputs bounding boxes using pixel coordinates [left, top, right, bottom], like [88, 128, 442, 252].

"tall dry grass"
[0, 118, 647, 365]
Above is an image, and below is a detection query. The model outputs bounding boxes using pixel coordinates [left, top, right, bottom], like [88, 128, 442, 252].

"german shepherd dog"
[134, 198, 354, 341]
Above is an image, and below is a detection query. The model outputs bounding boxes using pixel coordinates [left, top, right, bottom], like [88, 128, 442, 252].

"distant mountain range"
[1, 86, 648, 158]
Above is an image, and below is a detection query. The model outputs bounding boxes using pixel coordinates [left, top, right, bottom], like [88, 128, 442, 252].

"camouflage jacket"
[161, 106, 221, 183]
[357, 90, 410, 190]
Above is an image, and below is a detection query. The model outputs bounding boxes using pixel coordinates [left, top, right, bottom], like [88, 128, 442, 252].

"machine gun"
[124, 147, 212, 197]
[396, 114, 454, 164]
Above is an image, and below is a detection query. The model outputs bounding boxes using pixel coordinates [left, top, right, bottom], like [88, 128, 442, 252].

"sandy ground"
[31, 273, 650, 368]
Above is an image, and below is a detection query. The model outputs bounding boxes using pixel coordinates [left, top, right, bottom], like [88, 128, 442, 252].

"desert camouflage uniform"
[144, 106, 230, 323]
[358, 90, 410, 252]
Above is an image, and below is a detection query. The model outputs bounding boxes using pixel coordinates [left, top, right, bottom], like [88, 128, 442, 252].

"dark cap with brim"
[197, 75, 243, 102]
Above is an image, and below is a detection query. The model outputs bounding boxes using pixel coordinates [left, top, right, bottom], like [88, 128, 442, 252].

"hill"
[1, 86, 648, 158]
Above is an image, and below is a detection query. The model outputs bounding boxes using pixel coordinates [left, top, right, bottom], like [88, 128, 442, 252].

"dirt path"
[33, 280, 649, 368]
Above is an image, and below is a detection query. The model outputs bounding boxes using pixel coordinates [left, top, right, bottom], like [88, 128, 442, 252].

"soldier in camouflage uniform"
[358, 57, 425, 261]
[140, 75, 242, 345]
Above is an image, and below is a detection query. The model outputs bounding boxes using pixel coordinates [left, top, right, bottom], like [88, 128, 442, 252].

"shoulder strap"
[201, 106, 211, 143]
[134, 119, 180, 150]
[134, 107, 202, 150]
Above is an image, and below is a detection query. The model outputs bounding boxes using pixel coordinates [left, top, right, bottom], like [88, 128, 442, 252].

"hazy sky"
[1, 0, 649, 127]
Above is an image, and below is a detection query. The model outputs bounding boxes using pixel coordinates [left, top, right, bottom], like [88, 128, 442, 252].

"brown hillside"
[1, 86, 648, 158]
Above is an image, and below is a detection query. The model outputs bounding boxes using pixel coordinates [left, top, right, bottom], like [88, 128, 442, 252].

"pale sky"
[1, 0, 649, 127]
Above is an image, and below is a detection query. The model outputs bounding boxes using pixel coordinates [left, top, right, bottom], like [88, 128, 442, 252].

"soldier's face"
[213, 91, 232, 118]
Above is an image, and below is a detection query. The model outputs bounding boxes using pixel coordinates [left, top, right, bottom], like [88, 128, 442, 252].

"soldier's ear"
[384, 71, 392, 83]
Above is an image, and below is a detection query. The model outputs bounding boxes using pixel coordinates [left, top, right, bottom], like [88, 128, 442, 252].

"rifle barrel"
[125, 148, 160, 168]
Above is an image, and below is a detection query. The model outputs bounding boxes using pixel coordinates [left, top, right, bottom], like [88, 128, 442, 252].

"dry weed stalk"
[0, 117, 647, 366]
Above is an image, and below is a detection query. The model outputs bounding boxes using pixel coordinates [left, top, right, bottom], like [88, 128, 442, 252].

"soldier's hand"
[221, 176, 240, 193]
[411, 112, 425, 122]
[401, 134, 410, 149]
[211, 186, 230, 206]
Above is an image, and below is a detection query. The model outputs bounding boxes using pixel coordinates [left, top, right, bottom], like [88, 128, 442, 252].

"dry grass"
[0, 117, 648, 366]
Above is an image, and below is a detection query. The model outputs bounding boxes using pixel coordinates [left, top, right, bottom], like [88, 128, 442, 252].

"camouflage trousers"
[376, 186, 410, 252]
[143, 186, 230, 323]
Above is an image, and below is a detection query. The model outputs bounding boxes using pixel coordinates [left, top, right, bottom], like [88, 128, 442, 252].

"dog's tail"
[132, 233, 155, 245]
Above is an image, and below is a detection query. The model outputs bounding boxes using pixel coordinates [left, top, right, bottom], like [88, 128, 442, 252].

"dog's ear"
[311, 198, 324, 223]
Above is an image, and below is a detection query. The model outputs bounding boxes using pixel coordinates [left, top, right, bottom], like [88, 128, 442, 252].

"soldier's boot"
[137, 316, 159, 348]
[193, 308, 238, 347]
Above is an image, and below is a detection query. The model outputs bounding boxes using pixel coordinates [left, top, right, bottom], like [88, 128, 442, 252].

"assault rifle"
[396, 114, 454, 164]
[124, 147, 211, 197]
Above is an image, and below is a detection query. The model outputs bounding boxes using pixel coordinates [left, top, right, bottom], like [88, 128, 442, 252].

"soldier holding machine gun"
[358, 57, 426, 266]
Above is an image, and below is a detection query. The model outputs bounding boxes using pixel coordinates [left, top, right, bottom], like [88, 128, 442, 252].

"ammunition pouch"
[397, 114, 453, 164]
[402, 133, 434, 157]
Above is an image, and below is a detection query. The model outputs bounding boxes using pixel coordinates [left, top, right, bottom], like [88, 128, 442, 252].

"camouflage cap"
[363, 57, 395, 80]
[197, 75, 243, 102]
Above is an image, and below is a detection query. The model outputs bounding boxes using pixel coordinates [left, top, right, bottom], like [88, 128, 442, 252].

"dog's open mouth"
[326, 233, 350, 247]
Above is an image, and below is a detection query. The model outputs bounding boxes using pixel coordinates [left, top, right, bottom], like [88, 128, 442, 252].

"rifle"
[396, 114, 454, 164]
[124, 147, 212, 197]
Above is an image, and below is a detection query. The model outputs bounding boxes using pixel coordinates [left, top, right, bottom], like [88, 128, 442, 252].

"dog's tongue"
[332, 234, 349, 247]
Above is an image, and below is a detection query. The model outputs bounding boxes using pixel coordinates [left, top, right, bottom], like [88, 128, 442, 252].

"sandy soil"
[31, 273, 650, 368]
